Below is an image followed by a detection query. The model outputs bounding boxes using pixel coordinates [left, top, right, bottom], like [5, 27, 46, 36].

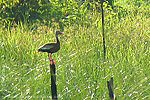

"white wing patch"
[42, 44, 54, 49]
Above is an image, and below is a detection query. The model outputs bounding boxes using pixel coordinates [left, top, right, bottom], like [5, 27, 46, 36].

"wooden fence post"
[50, 60, 57, 100]
[107, 77, 116, 100]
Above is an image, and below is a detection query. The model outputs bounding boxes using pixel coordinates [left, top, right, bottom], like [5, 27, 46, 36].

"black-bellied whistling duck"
[38, 31, 63, 64]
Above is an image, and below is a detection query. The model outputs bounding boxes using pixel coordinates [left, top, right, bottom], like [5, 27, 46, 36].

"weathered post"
[50, 60, 57, 100]
[107, 77, 116, 100]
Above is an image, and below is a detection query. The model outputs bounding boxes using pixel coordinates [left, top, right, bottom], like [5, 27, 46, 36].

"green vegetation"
[0, 0, 150, 99]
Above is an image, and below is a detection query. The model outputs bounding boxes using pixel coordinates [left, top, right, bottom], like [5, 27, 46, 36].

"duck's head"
[56, 31, 63, 36]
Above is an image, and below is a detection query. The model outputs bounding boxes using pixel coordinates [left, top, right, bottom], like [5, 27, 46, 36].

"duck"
[38, 31, 63, 64]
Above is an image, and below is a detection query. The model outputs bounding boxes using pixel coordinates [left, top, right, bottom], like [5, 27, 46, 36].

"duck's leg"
[48, 53, 52, 64]
[48, 53, 51, 60]
[50, 53, 52, 60]
[48, 53, 49, 58]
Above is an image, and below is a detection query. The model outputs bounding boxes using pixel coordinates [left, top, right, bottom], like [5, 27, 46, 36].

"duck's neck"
[56, 35, 60, 44]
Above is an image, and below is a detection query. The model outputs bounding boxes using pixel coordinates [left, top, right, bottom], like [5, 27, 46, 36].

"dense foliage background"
[0, 0, 114, 29]
[0, 0, 150, 99]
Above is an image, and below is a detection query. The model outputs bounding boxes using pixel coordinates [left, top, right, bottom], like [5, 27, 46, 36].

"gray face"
[56, 31, 61, 35]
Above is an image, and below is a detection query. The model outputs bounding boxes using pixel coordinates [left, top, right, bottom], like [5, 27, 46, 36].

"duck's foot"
[52, 59, 56, 65]
[49, 59, 56, 65]
[48, 53, 56, 65]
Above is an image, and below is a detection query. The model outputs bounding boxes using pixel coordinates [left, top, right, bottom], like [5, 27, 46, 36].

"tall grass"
[1, 1, 150, 100]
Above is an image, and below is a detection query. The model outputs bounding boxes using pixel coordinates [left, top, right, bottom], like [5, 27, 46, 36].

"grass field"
[0, 1, 150, 100]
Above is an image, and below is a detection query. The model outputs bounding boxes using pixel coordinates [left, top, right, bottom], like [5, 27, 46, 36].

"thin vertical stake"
[107, 77, 116, 100]
[101, 0, 106, 61]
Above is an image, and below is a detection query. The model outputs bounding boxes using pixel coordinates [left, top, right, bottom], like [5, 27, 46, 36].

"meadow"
[0, 0, 150, 99]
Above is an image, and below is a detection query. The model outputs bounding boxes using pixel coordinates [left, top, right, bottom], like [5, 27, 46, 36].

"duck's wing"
[38, 43, 55, 52]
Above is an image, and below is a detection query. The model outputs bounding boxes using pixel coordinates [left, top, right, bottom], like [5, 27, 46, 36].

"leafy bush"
[0, 0, 115, 29]
[0, 0, 90, 29]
